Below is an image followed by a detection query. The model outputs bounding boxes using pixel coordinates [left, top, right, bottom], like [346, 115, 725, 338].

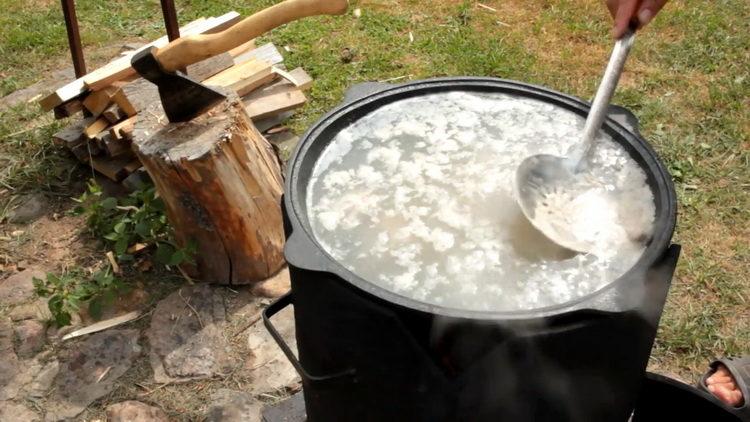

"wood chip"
[61, 310, 140, 341]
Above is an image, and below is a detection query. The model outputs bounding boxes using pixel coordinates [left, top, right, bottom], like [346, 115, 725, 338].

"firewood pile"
[39, 11, 311, 186]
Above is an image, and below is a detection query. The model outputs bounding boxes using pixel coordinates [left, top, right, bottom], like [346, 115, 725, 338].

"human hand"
[605, 0, 668, 38]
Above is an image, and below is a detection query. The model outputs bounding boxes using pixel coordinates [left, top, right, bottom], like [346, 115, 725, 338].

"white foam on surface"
[306, 91, 655, 312]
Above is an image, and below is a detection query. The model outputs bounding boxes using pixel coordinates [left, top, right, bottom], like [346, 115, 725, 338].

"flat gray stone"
[44, 329, 141, 421]
[245, 305, 300, 394]
[106, 400, 169, 422]
[7, 193, 47, 224]
[26, 360, 59, 399]
[9, 299, 51, 322]
[0, 269, 45, 306]
[147, 285, 233, 382]
[206, 389, 262, 422]
[0, 318, 21, 399]
[0, 68, 74, 112]
[261, 392, 306, 422]
[0, 401, 41, 421]
[14, 320, 46, 358]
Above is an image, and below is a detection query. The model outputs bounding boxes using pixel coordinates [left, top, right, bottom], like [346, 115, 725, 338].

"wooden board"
[204, 59, 276, 97]
[243, 80, 306, 120]
[233, 42, 284, 66]
[38, 13, 240, 111]
[52, 118, 93, 147]
[228, 39, 256, 58]
[274, 67, 313, 91]
[84, 117, 110, 139]
[96, 131, 132, 157]
[102, 104, 126, 124]
[186, 53, 235, 82]
[82, 86, 120, 116]
[83, 12, 241, 91]
[53, 99, 84, 119]
[110, 116, 138, 141]
[89, 153, 139, 182]
[112, 90, 137, 117]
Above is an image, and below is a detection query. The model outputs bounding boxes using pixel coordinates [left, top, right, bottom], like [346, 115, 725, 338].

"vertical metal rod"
[160, 0, 181, 42]
[60, 0, 86, 78]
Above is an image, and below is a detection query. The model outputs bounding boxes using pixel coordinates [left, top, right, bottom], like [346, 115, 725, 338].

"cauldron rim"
[284, 77, 677, 319]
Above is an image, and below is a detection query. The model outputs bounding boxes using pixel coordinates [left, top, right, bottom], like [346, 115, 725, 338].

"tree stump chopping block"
[132, 90, 285, 284]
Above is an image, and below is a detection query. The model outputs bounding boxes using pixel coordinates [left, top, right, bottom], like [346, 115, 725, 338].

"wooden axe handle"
[156, 0, 348, 72]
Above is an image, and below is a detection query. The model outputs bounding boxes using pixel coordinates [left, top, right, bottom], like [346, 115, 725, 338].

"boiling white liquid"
[306, 91, 655, 312]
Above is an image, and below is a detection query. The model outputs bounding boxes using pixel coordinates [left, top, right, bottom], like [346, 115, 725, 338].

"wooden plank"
[38, 13, 238, 110]
[62, 311, 140, 341]
[110, 116, 137, 141]
[84, 117, 110, 139]
[228, 39, 256, 58]
[39, 81, 85, 111]
[102, 104, 126, 124]
[83, 12, 241, 91]
[53, 99, 84, 119]
[89, 153, 138, 181]
[96, 131, 131, 157]
[243, 81, 307, 120]
[186, 52, 235, 82]
[274, 67, 313, 91]
[82, 86, 120, 116]
[204, 59, 276, 97]
[233, 42, 284, 66]
[52, 118, 92, 147]
[112, 90, 137, 117]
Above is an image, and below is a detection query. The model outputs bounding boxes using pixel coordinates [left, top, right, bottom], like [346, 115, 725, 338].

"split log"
[132, 92, 285, 284]
[243, 78, 306, 120]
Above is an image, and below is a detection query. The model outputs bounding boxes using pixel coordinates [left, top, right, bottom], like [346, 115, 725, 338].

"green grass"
[1, 0, 748, 385]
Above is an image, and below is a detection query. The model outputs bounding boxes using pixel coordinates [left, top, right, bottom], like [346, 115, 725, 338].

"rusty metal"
[160, 0, 181, 42]
[60, 0, 86, 78]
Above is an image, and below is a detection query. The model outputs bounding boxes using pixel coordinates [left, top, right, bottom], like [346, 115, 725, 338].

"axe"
[131, 0, 348, 122]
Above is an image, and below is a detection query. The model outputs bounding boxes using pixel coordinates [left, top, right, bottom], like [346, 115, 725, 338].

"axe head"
[131, 47, 226, 123]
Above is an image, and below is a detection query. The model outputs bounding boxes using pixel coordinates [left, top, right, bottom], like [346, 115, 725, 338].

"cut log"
[53, 99, 84, 119]
[83, 12, 241, 91]
[132, 93, 285, 284]
[84, 117, 110, 139]
[243, 79, 307, 120]
[187, 53, 235, 82]
[120, 78, 160, 114]
[102, 104, 126, 124]
[203, 59, 275, 97]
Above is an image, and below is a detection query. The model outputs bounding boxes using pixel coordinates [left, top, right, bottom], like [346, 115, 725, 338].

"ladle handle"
[578, 29, 636, 166]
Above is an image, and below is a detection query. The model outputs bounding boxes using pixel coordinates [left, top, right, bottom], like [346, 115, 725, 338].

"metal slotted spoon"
[514, 29, 636, 253]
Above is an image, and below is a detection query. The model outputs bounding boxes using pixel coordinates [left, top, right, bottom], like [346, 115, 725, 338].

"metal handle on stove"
[263, 293, 356, 385]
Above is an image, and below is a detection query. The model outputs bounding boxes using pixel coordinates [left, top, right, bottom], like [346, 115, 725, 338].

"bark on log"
[132, 92, 285, 284]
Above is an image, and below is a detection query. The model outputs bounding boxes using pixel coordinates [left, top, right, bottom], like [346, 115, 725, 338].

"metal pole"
[160, 0, 181, 42]
[60, 0, 86, 78]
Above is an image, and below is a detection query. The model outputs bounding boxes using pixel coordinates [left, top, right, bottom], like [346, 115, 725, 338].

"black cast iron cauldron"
[264, 78, 681, 422]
